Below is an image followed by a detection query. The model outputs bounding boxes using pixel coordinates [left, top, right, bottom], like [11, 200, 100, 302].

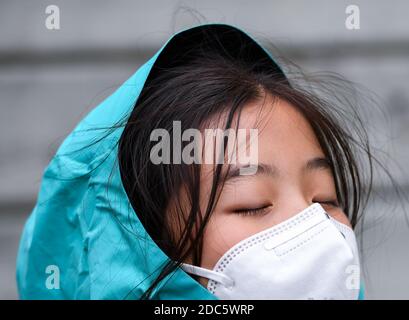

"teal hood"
[16, 23, 287, 299]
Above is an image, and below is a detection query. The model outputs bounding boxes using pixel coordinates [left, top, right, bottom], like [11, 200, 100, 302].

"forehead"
[200, 94, 324, 181]
[239, 94, 319, 145]
[254, 96, 323, 158]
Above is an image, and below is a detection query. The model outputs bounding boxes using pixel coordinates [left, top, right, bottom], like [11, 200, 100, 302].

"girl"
[17, 23, 370, 299]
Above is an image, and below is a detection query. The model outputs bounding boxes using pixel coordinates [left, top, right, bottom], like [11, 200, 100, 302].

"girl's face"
[195, 94, 351, 287]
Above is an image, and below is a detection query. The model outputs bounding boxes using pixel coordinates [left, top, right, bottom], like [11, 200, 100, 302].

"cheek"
[328, 208, 352, 228]
[200, 212, 261, 270]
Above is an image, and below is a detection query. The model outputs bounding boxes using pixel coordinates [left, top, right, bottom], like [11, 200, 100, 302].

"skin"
[173, 93, 352, 288]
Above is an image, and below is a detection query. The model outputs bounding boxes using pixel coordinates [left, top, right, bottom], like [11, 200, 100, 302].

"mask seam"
[275, 224, 330, 257]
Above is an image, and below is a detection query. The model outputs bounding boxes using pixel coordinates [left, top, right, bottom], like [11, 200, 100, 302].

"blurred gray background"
[1, 0, 408, 299]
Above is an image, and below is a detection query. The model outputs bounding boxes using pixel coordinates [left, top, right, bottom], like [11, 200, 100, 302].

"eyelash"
[234, 199, 339, 217]
[314, 199, 340, 208]
[234, 205, 271, 217]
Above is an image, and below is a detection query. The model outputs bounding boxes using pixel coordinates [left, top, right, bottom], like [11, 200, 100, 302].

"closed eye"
[314, 199, 340, 208]
[233, 205, 272, 217]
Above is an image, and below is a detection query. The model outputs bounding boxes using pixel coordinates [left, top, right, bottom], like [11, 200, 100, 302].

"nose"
[274, 194, 312, 222]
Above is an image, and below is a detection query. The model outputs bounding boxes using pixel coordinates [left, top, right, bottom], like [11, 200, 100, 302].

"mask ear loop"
[180, 263, 235, 288]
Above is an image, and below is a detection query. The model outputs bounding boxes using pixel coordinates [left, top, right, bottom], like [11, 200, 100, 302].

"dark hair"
[118, 40, 377, 299]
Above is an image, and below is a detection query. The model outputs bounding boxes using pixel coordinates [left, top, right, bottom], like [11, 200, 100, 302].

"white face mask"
[180, 203, 361, 300]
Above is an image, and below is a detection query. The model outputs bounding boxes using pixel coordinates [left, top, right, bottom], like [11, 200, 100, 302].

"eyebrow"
[224, 157, 332, 182]
[304, 157, 332, 173]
